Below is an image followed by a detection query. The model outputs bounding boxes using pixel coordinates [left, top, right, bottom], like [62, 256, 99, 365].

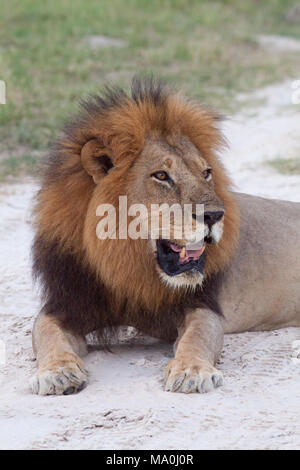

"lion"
[31, 77, 300, 395]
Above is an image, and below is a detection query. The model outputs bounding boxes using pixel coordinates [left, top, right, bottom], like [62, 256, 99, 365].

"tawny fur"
[31, 78, 300, 396]
[34, 79, 239, 318]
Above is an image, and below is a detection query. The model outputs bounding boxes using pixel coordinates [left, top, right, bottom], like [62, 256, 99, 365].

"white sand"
[0, 79, 300, 450]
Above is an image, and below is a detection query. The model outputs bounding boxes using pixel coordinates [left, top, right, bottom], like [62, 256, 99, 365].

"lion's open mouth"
[156, 239, 207, 276]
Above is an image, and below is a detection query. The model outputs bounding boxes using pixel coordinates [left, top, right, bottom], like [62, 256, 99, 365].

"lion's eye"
[151, 171, 170, 182]
[203, 168, 212, 181]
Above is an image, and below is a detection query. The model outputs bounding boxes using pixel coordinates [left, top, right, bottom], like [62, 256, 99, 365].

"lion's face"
[126, 135, 225, 288]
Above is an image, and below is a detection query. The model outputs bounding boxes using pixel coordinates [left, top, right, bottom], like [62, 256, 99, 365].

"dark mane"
[131, 75, 167, 106]
[33, 235, 222, 347]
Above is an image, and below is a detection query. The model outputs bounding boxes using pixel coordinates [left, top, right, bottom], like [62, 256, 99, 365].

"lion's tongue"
[170, 243, 205, 264]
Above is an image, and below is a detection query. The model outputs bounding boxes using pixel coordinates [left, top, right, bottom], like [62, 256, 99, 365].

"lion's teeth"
[186, 241, 204, 251]
[180, 247, 186, 259]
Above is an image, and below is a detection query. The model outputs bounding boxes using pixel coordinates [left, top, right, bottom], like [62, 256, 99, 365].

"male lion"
[31, 78, 300, 395]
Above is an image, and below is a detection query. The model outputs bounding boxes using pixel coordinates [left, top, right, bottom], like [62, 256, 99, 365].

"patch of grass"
[1, 0, 300, 178]
[268, 157, 300, 175]
[0, 153, 40, 181]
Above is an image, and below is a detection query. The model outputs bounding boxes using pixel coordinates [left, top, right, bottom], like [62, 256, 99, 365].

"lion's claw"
[30, 361, 88, 396]
[164, 358, 223, 394]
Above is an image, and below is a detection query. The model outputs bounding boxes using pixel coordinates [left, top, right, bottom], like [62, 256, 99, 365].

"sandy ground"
[0, 79, 300, 450]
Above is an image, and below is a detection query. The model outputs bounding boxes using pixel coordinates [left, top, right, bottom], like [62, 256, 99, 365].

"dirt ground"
[0, 79, 300, 450]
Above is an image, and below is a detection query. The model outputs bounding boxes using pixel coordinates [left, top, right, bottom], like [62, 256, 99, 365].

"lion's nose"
[204, 210, 224, 227]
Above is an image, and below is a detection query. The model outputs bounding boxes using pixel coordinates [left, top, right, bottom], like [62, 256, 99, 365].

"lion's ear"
[81, 138, 114, 184]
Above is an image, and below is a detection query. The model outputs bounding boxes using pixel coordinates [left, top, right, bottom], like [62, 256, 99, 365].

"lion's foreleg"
[164, 309, 224, 393]
[30, 311, 88, 395]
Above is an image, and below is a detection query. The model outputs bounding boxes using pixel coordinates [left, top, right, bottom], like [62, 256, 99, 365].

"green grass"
[0, 153, 40, 181]
[269, 157, 300, 174]
[1, 0, 300, 179]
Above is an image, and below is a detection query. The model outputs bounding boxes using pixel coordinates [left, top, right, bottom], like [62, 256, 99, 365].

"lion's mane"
[33, 78, 239, 343]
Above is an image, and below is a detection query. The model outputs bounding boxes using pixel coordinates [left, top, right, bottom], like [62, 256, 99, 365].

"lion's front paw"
[164, 358, 223, 394]
[30, 354, 88, 396]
